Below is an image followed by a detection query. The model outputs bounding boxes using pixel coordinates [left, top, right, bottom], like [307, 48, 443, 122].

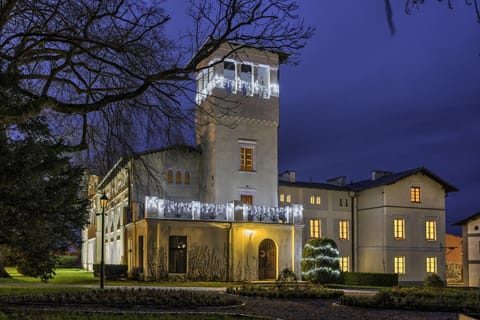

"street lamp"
[348, 190, 356, 272]
[98, 192, 108, 289]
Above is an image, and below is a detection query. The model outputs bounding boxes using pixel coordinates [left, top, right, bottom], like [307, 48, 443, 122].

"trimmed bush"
[301, 237, 341, 284]
[424, 273, 445, 288]
[341, 287, 480, 313]
[93, 264, 127, 280]
[56, 256, 80, 268]
[277, 268, 297, 282]
[342, 272, 398, 287]
[227, 283, 344, 299]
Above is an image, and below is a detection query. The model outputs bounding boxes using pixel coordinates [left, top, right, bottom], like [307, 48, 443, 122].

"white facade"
[455, 212, 480, 286]
[279, 168, 457, 284]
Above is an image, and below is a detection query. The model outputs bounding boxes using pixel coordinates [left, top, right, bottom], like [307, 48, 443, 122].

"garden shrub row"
[0, 288, 240, 308]
[341, 272, 398, 287]
[92, 264, 128, 280]
[227, 283, 344, 299]
[55, 256, 80, 268]
[341, 287, 480, 313]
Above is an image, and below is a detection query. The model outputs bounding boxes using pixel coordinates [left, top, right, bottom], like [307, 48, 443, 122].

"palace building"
[82, 43, 457, 283]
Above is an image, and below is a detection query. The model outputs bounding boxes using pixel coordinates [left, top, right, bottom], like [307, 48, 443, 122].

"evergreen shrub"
[301, 237, 341, 284]
[342, 272, 398, 286]
[93, 264, 128, 280]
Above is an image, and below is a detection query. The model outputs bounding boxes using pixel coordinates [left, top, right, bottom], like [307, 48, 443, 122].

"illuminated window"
[394, 256, 406, 274]
[339, 257, 350, 272]
[339, 220, 349, 240]
[184, 171, 190, 185]
[310, 219, 321, 238]
[279, 194, 285, 203]
[175, 171, 182, 184]
[241, 194, 253, 205]
[310, 196, 321, 205]
[166, 170, 173, 184]
[254, 65, 270, 98]
[394, 219, 405, 240]
[426, 220, 436, 241]
[426, 257, 437, 273]
[240, 144, 255, 172]
[286, 194, 291, 203]
[411, 187, 421, 203]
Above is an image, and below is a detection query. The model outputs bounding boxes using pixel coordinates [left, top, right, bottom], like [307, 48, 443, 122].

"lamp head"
[100, 192, 109, 209]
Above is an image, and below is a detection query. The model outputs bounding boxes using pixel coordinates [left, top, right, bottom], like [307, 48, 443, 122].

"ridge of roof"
[453, 211, 480, 226]
[348, 167, 458, 193]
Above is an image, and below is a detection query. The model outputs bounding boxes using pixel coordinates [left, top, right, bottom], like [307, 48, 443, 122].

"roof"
[279, 180, 349, 191]
[279, 167, 458, 194]
[453, 212, 480, 226]
[97, 144, 200, 190]
[348, 167, 458, 193]
[188, 38, 290, 69]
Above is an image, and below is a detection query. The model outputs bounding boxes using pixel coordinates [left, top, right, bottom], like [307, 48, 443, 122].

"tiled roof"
[452, 211, 480, 226]
[348, 167, 458, 193]
[279, 167, 458, 194]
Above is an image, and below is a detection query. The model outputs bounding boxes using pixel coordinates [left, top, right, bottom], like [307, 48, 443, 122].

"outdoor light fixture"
[97, 192, 108, 289]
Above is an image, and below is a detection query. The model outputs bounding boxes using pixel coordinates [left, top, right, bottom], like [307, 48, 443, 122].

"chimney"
[326, 176, 347, 186]
[279, 170, 296, 183]
[371, 170, 392, 181]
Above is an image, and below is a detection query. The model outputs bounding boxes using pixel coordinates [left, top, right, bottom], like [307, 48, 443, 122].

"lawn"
[0, 267, 237, 288]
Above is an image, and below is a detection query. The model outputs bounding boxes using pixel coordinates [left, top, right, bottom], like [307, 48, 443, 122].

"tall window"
[184, 171, 190, 185]
[240, 146, 254, 172]
[394, 219, 405, 240]
[240, 63, 253, 95]
[279, 194, 285, 203]
[224, 61, 236, 92]
[339, 256, 350, 272]
[166, 170, 173, 184]
[241, 194, 253, 205]
[175, 171, 182, 184]
[426, 257, 437, 273]
[310, 196, 315, 204]
[411, 187, 421, 203]
[339, 220, 349, 240]
[394, 256, 406, 274]
[310, 219, 321, 238]
[425, 220, 436, 241]
[286, 194, 291, 203]
[169, 236, 187, 273]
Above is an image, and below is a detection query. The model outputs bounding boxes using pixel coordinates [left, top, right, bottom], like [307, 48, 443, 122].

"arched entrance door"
[258, 239, 276, 280]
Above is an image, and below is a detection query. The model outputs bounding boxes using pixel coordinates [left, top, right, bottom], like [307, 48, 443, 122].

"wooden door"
[258, 239, 276, 280]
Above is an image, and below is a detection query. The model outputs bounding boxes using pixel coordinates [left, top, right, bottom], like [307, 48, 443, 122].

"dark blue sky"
[164, 1, 480, 234]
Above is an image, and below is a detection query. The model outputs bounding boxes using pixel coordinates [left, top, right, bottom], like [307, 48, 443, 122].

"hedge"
[342, 272, 398, 287]
[55, 256, 80, 268]
[93, 264, 128, 280]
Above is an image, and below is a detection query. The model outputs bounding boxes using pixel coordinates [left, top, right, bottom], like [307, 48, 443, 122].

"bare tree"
[385, 0, 480, 35]
[0, 0, 313, 172]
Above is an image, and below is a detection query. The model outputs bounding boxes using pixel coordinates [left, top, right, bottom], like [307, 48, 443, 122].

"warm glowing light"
[244, 229, 254, 237]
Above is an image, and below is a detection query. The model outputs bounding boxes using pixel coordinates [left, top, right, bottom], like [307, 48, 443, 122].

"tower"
[195, 42, 285, 206]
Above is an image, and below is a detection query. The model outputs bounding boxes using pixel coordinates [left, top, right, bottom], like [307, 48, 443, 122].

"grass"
[0, 267, 237, 288]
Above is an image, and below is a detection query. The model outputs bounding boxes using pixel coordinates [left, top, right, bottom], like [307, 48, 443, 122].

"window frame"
[410, 186, 421, 203]
[394, 218, 405, 240]
[426, 257, 437, 274]
[394, 256, 406, 274]
[166, 170, 173, 184]
[339, 220, 349, 240]
[309, 219, 321, 238]
[339, 256, 350, 272]
[239, 140, 256, 172]
[425, 220, 437, 241]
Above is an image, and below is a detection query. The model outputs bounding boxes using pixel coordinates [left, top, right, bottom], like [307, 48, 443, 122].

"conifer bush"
[301, 237, 341, 284]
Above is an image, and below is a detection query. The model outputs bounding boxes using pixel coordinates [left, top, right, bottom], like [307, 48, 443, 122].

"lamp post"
[98, 192, 108, 289]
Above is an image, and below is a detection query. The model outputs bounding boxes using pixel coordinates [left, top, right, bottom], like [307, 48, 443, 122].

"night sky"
[164, 1, 480, 234]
